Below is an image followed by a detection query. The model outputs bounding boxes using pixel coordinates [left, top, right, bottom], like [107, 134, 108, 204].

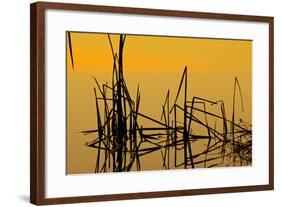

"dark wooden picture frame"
[30, 1, 274, 205]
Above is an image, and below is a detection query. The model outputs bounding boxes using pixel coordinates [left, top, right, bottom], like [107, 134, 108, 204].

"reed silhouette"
[68, 32, 252, 173]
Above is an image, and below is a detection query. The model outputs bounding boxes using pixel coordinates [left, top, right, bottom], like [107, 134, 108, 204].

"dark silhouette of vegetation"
[67, 32, 252, 173]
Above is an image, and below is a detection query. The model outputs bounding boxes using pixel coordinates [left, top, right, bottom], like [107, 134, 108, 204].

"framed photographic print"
[30, 1, 274, 205]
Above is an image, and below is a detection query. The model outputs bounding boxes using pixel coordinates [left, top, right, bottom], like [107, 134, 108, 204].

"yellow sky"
[68, 32, 251, 73]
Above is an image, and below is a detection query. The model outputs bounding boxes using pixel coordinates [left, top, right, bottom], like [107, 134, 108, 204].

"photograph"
[29, 2, 274, 204]
[66, 32, 252, 174]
